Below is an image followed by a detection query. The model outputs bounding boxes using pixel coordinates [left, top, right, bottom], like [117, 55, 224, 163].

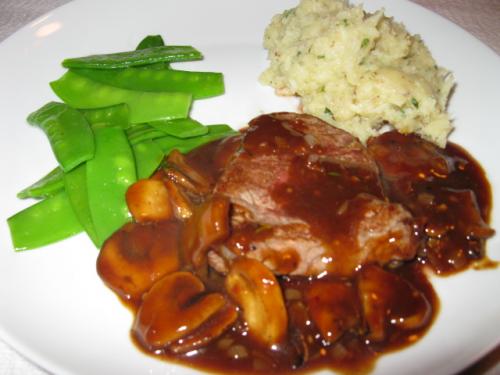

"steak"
[209, 113, 418, 276]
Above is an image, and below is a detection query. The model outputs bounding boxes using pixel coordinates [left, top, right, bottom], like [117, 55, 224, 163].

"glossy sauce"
[98, 120, 494, 374]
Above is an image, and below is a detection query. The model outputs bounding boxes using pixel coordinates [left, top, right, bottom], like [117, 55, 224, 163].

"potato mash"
[260, 0, 454, 146]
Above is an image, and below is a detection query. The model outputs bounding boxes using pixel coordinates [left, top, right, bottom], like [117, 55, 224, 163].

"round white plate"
[0, 0, 498, 374]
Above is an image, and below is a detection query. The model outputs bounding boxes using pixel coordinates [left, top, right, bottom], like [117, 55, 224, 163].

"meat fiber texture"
[210, 113, 417, 277]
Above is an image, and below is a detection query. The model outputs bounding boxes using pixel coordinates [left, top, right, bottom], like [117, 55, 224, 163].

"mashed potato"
[260, 0, 454, 147]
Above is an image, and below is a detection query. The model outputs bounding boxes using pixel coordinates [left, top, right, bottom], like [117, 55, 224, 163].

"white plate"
[0, 0, 498, 374]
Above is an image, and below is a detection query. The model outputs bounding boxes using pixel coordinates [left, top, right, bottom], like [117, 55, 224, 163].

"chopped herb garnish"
[324, 107, 334, 117]
[328, 171, 340, 177]
[361, 38, 369, 48]
[343, 19, 349, 26]
[411, 97, 419, 108]
[317, 55, 325, 59]
[283, 9, 295, 18]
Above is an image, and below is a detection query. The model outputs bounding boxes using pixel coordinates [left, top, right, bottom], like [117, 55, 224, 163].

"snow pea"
[126, 123, 168, 145]
[86, 126, 136, 244]
[133, 141, 165, 179]
[64, 164, 100, 247]
[135, 35, 168, 70]
[51, 71, 192, 124]
[62, 45, 202, 69]
[149, 118, 208, 138]
[70, 67, 224, 99]
[17, 167, 64, 199]
[154, 124, 237, 153]
[8, 190, 82, 251]
[80, 104, 130, 128]
[27, 102, 95, 172]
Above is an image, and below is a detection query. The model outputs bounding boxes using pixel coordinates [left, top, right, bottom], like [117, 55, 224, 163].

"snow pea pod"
[70, 67, 224, 99]
[27, 102, 95, 172]
[136, 35, 165, 50]
[62, 45, 202, 69]
[133, 141, 165, 179]
[154, 124, 237, 153]
[126, 124, 167, 145]
[17, 167, 64, 199]
[64, 164, 100, 247]
[87, 126, 136, 244]
[149, 118, 208, 138]
[51, 71, 192, 124]
[7, 190, 82, 251]
[80, 104, 130, 128]
[135, 35, 168, 70]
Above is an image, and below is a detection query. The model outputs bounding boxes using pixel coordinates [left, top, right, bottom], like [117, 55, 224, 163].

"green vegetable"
[86, 126, 136, 244]
[411, 97, 419, 109]
[361, 38, 369, 48]
[80, 103, 130, 128]
[136, 35, 165, 50]
[64, 165, 100, 246]
[126, 123, 168, 145]
[133, 141, 165, 179]
[135, 35, 168, 69]
[7, 190, 82, 250]
[70, 67, 224, 99]
[62, 45, 202, 69]
[27, 102, 95, 172]
[149, 118, 208, 138]
[51, 71, 192, 124]
[17, 167, 64, 199]
[154, 124, 237, 153]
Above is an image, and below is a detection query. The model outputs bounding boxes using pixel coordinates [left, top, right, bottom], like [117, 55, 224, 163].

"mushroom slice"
[225, 258, 288, 348]
[183, 195, 230, 267]
[169, 303, 238, 354]
[167, 149, 211, 194]
[305, 279, 360, 344]
[133, 271, 227, 350]
[357, 265, 432, 342]
[96, 221, 181, 302]
[165, 180, 193, 220]
[126, 179, 172, 223]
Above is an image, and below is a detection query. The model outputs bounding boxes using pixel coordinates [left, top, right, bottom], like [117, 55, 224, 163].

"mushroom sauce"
[96, 117, 494, 374]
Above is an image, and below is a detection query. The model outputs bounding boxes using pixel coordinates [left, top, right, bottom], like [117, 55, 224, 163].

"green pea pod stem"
[133, 141, 165, 179]
[27, 102, 95, 172]
[149, 118, 208, 138]
[70, 68, 224, 99]
[80, 104, 130, 128]
[136, 35, 165, 50]
[126, 124, 168, 145]
[87, 126, 136, 244]
[51, 71, 192, 124]
[154, 124, 237, 153]
[64, 164, 100, 247]
[62, 45, 202, 69]
[17, 167, 64, 199]
[7, 190, 83, 251]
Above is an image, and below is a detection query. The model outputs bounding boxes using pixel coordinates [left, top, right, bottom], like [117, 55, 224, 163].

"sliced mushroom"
[165, 180, 193, 220]
[169, 303, 238, 354]
[183, 195, 230, 267]
[96, 221, 181, 302]
[305, 279, 360, 344]
[225, 258, 288, 348]
[166, 149, 211, 194]
[357, 264, 432, 342]
[133, 271, 229, 350]
[126, 179, 172, 223]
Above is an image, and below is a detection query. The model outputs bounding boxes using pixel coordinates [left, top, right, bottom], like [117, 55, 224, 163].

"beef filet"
[210, 113, 418, 276]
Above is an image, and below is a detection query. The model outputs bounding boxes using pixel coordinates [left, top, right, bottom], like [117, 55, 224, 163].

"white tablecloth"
[0, 0, 498, 374]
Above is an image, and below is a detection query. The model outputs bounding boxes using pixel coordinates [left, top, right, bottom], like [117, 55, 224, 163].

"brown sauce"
[97, 117, 494, 374]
